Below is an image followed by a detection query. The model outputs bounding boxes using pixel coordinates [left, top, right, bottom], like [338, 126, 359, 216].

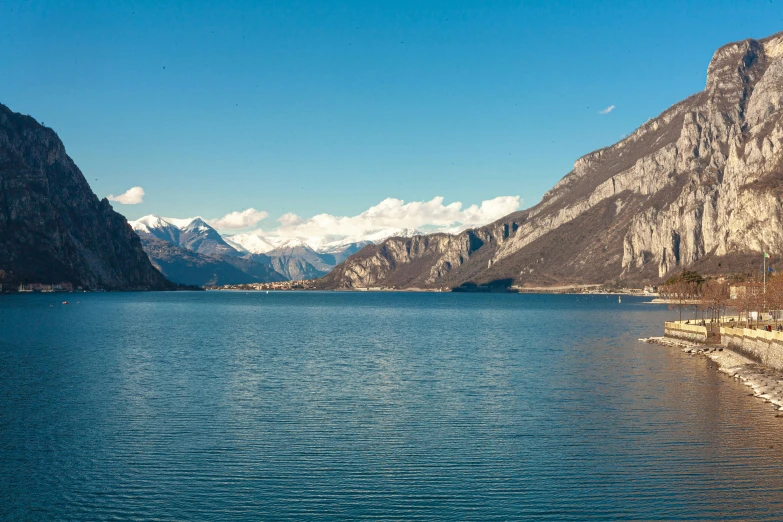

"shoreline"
[209, 286, 661, 295]
[643, 337, 783, 415]
[647, 298, 700, 305]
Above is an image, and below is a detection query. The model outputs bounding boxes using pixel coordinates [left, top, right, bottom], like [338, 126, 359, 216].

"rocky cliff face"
[321, 32, 783, 289]
[0, 104, 173, 290]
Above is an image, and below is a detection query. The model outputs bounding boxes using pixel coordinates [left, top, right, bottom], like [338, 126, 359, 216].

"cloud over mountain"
[137, 195, 522, 252]
[107, 186, 145, 204]
[270, 196, 522, 239]
[207, 208, 268, 230]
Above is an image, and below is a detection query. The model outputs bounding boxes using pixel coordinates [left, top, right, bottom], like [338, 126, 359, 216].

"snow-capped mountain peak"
[180, 217, 212, 233]
[130, 214, 239, 257]
[130, 215, 183, 244]
[225, 227, 424, 255]
[129, 212, 435, 285]
[224, 233, 278, 254]
[162, 216, 201, 229]
[269, 237, 308, 250]
[130, 214, 174, 233]
[224, 234, 311, 254]
[311, 227, 422, 253]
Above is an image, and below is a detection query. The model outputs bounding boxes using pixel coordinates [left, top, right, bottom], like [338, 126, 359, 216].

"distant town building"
[17, 282, 74, 293]
[730, 282, 763, 300]
[207, 279, 319, 291]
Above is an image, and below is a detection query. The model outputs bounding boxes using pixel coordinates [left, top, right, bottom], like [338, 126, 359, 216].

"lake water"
[1, 292, 783, 520]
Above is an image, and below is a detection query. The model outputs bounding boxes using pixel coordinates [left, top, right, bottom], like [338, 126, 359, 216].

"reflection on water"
[1, 292, 782, 520]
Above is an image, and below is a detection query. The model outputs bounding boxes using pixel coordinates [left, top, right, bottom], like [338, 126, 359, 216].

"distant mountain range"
[130, 215, 421, 285]
[321, 31, 783, 290]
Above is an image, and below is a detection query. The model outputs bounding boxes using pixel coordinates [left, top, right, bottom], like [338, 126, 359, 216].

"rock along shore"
[642, 337, 783, 415]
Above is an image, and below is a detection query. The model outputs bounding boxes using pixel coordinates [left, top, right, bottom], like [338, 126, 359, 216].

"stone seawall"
[720, 327, 783, 372]
[664, 322, 708, 343]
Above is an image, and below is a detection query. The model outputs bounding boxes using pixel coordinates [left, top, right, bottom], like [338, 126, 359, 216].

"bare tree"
[767, 274, 783, 328]
[734, 285, 750, 328]
[700, 279, 730, 334]
[663, 271, 705, 323]
[735, 283, 763, 328]
[714, 281, 730, 327]
[664, 281, 687, 322]
[686, 281, 701, 323]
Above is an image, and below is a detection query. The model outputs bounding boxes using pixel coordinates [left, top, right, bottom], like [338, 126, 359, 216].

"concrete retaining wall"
[664, 321, 708, 343]
[720, 327, 783, 371]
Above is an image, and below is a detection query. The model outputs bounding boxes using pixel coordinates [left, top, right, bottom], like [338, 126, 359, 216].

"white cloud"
[277, 212, 304, 227]
[107, 186, 145, 205]
[599, 105, 616, 115]
[160, 196, 522, 251]
[207, 208, 269, 230]
[273, 195, 522, 241]
[162, 216, 198, 228]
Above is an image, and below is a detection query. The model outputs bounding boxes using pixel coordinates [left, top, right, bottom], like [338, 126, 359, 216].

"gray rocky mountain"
[265, 243, 334, 280]
[320, 31, 783, 290]
[177, 218, 239, 257]
[131, 217, 284, 286]
[139, 236, 269, 286]
[0, 103, 173, 290]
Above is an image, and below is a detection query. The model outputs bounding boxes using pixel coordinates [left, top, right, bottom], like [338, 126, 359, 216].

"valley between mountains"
[130, 215, 420, 286]
[4, 31, 783, 293]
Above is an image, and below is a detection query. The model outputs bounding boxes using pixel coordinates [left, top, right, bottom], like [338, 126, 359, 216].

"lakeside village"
[5, 282, 79, 293]
[204, 280, 661, 293]
[204, 269, 774, 307]
[2, 264, 778, 303]
[6, 273, 768, 299]
[204, 280, 319, 291]
[2, 280, 661, 294]
[646, 267, 783, 416]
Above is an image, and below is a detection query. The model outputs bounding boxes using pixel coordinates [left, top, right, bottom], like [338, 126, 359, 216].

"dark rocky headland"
[0, 103, 174, 291]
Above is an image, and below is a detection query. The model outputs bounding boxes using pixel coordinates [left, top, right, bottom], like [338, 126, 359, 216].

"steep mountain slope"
[320, 32, 783, 290]
[140, 236, 265, 286]
[0, 103, 172, 290]
[177, 218, 239, 256]
[265, 242, 334, 280]
[133, 214, 181, 244]
[227, 235, 343, 279]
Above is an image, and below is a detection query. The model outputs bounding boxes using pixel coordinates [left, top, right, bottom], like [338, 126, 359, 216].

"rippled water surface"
[2, 292, 783, 520]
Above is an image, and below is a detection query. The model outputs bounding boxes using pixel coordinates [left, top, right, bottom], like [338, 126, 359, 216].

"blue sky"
[2, 1, 782, 231]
